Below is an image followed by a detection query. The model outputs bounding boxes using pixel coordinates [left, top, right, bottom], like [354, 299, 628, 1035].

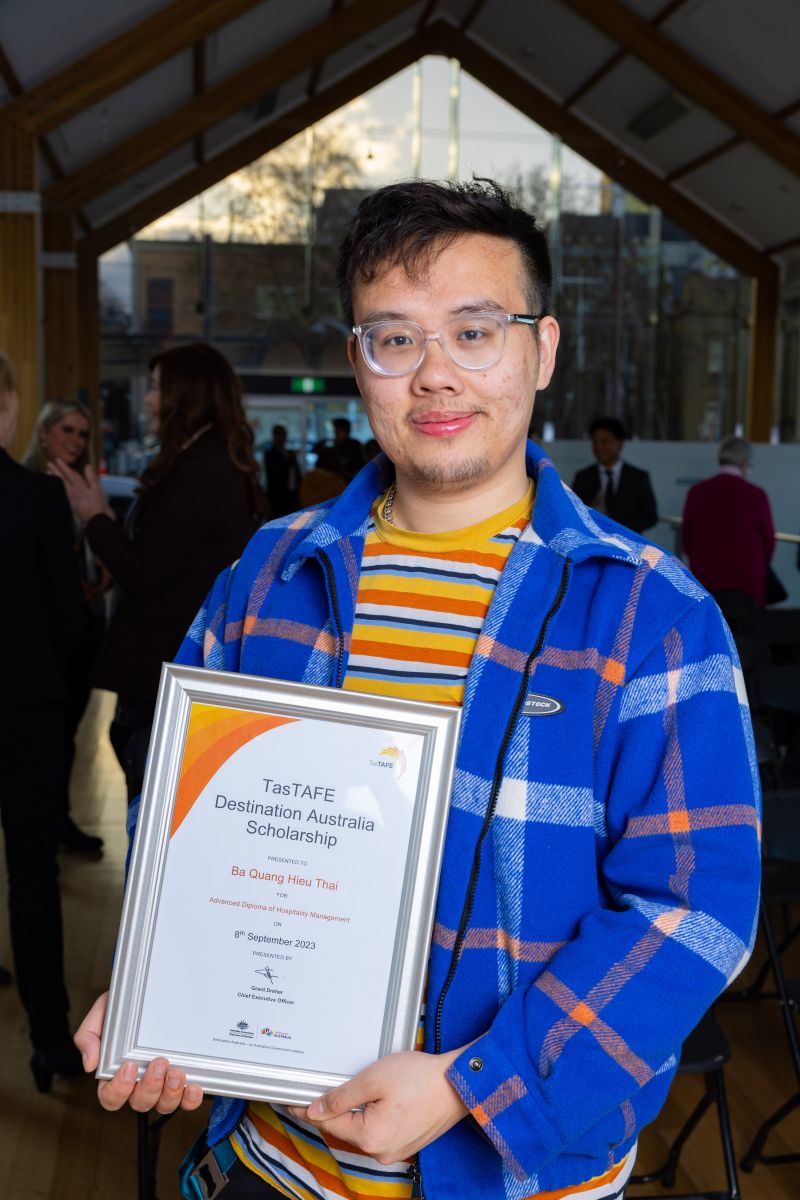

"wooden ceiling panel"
[625, 0, 669, 18]
[663, 0, 800, 114]
[205, 0, 326, 86]
[569, 55, 736, 178]
[82, 144, 198, 228]
[45, 51, 194, 171]
[314, 3, 429, 93]
[675, 142, 800, 252]
[560, 0, 800, 180]
[443, 24, 770, 279]
[202, 71, 313, 159]
[77, 28, 432, 256]
[2, 0, 270, 136]
[44, 0, 421, 212]
[431, 0, 478, 24]
[0, 0, 158, 91]
[467, 0, 619, 103]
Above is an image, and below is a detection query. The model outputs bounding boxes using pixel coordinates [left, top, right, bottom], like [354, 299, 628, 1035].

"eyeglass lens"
[363, 314, 508, 374]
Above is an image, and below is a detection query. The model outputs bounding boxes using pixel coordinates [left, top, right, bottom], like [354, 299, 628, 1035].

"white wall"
[544, 440, 800, 607]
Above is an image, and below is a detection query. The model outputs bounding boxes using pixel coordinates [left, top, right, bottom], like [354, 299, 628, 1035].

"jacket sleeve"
[86, 463, 232, 598]
[86, 498, 193, 599]
[446, 594, 761, 1179]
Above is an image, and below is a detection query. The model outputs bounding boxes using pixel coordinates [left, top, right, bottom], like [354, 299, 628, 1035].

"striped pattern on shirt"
[232, 482, 633, 1200]
[342, 482, 534, 706]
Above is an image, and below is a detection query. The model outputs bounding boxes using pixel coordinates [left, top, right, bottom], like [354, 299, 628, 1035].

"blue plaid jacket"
[173, 442, 760, 1199]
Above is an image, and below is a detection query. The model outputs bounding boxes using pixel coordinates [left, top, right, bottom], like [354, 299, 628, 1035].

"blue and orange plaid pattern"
[173, 443, 760, 1200]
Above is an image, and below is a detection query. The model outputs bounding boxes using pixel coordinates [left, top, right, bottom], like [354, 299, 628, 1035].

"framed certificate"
[98, 664, 461, 1105]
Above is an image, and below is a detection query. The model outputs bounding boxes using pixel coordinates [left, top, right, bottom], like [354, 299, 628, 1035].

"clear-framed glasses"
[352, 311, 543, 377]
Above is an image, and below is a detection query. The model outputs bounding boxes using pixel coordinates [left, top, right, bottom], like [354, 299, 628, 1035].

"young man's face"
[348, 233, 559, 508]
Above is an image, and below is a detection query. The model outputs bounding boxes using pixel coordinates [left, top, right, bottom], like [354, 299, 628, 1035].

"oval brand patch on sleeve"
[522, 693, 565, 716]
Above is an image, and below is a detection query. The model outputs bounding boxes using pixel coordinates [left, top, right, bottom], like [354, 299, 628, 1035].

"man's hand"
[287, 1048, 468, 1164]
[75, 992, 204, 1115]
[47, 461, 113, 523]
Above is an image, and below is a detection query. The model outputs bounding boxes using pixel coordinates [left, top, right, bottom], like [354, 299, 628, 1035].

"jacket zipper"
[433, 557, 572, 1056]
[319, 550, 346, 687]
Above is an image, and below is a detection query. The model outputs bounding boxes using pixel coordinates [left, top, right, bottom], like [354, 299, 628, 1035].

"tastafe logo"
[229, 1019, 254, 1039]
[372, 746, 406, 778]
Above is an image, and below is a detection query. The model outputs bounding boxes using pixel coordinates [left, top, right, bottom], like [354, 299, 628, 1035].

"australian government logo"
[370, 746, 407, 779]
[229, 1019, 254, 1039]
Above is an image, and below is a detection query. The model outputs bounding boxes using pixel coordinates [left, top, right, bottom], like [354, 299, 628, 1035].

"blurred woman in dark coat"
[52, 343, 264, 802]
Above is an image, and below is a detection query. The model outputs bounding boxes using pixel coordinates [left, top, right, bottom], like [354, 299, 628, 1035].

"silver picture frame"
[98, 663, 461, 1105]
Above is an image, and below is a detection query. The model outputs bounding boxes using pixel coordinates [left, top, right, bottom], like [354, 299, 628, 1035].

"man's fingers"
[96, 1057, 204, 1115]
[180, 1084, 205, 1111]
[97, 1060, 139, 1112]
[128, 1058, 175, 1113]
[303, 1079, 366, 1123]
[74, 992, 108, 1072]
[153, 1068, 203, 1114]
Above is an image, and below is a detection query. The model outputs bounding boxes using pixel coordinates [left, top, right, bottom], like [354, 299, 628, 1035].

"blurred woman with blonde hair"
[24, 397, 92, 475]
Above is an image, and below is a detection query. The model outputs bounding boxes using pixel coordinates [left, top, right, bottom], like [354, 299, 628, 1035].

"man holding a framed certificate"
[77, 179, 761, 1200]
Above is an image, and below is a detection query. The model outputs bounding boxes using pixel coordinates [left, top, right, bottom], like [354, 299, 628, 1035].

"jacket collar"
[285, 440, 643, 571]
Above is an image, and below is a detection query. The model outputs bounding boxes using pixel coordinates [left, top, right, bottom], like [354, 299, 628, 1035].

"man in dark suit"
[571, 416, 658, 533]
[263, 423, 301, 518]
[0, 368, 86, 1090]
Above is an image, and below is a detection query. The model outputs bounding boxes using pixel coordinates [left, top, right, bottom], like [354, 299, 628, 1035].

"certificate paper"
[99, 665, 461, 1104]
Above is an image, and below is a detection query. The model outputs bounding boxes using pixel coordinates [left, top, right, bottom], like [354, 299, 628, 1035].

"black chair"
[733, 633, 770, 704]
[755, 663, 800, 793]
[754, 608, 800, 663]
[628, 1009, 740, 1200]
[739, 852, 800, 1174]
[138, 1110, 174, 1200]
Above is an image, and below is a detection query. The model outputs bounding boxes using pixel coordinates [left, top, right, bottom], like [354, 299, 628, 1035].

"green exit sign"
[290, 376, 325, 394]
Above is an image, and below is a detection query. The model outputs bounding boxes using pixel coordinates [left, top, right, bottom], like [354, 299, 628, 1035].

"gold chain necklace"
[382, 482, 397, 526]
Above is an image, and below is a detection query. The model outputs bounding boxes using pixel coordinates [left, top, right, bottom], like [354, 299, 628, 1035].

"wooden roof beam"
[307, 0, 345, 99]
[193, 42, 206, 165]
[564, 0, 689, 109]
[669, 94, 800, 184]
[460, 1, 489, 33]
[44, 0, 419, 212]
[0, 39, 90, 233]
[3, 0, 268, 136]
[559, 0, 800, 180]
[76, 25, 444, 259]
[442, 26, 772, 280]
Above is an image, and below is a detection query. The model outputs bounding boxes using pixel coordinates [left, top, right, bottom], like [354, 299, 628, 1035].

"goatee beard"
[405, 456, 490, 489]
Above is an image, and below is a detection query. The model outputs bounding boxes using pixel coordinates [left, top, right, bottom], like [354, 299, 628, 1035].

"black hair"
[336, 177, 551, 325]
[589, 416, 628, 441]
[332, 417, 351, 434]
